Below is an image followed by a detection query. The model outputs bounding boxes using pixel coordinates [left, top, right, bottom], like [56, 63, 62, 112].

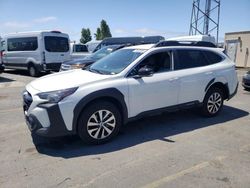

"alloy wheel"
[207, 92, 222, 114]
[87, 110, 116, 139]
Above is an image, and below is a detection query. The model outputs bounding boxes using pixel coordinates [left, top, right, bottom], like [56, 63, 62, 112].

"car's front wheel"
[77, 101, 122, 144]
[202, 87, 224, 117]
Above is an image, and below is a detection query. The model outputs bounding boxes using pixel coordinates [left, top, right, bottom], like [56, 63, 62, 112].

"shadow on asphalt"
[32, 105, 249, 158]
[3, 69, 49, 77]
[0, 76, 15, 83]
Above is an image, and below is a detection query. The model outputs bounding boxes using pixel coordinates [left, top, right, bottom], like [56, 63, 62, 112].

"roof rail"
[155, 40, 217, 48]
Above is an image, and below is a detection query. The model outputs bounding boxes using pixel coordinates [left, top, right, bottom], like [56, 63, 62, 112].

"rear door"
[173, 49, 215, 104]
[43, 34, 70, 65]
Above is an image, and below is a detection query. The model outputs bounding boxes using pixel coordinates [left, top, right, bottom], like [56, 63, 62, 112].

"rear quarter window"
[203, 50, 223, 64]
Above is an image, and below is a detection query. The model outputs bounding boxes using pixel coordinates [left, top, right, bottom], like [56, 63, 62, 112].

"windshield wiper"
[89, 68, 106, 75]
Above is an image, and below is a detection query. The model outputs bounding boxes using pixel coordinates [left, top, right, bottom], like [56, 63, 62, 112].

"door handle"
[205, 72, 213, 75]
[169, 77, 179, 81]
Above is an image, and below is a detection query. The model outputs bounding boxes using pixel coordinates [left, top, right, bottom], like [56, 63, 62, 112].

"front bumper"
[60, 64, 71, 71]
[23, 92, 73, 137]
[242, 77, 250, 89]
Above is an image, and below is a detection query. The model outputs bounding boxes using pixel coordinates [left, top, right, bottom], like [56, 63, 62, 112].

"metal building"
[225, 31, 250, 68]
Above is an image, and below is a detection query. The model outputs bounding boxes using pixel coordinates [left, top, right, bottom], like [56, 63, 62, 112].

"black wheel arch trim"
[205, 79, 230, 100]
[205, 78, 215, 92]
[72, 88, 128, 133]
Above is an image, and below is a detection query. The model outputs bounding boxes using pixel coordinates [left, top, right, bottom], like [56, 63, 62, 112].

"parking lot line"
[141, 156, 226, 188]
[0, 108, 22, 113]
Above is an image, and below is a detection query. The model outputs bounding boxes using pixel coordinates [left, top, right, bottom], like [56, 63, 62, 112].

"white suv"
[23, 41, 238, 144]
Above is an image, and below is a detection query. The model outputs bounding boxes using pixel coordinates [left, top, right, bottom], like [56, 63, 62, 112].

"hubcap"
[30, 67, 35, 76]
[87, 110, 116, 139]
[207, 92, 222, 114]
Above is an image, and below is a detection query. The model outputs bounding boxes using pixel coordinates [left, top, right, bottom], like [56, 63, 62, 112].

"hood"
[63, 57, 95, 65]
[28, 70, 111, 92]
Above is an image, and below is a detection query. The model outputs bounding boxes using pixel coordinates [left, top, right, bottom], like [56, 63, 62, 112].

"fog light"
[28, 116, 36, 130]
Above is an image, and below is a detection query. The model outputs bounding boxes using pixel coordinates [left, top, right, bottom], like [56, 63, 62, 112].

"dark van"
[93, 36, 165, 52]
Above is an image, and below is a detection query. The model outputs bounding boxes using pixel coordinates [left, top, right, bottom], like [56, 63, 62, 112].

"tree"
[95, 28, 102, 40]
[80, 28, 92, 44]
[94, 20, 112, 40]
[100, 19, 112, 39]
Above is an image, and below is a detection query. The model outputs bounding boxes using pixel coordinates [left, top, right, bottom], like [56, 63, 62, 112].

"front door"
[127, 51, 180, 118]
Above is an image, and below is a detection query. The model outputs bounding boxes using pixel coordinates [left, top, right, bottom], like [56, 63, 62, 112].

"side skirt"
[127, 101, 201, 123]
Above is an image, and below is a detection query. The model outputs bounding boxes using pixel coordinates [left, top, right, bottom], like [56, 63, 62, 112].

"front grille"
[23, 91, 33, 112]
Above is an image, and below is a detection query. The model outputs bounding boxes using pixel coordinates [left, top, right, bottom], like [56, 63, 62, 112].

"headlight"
[71, 64, 86, 69]
[37, 87, 78, 103]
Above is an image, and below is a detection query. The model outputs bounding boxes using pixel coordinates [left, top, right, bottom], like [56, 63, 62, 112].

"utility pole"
[189, 0, 221, 43]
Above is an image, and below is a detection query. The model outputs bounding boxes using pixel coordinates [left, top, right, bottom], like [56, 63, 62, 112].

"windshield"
[89, 48, 145, 75]
[74, 44, 88, 52]
[87, 46, 115, 61]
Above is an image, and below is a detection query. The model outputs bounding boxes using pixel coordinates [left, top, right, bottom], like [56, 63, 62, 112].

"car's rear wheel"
[202, 87, 224, 117]
[28, 64, 39, 77]
[77, 101, 122, 144]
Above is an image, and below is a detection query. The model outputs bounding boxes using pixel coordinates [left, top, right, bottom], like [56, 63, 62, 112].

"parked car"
[23, 41, 238, 144]
[85, 40, 102, 52]
[242, 71, 250, 91]
[70, 42, 90, 59]
[2, 31, 70, 76]
[60, 45, 126, 71]
[93, 36, 164, 52]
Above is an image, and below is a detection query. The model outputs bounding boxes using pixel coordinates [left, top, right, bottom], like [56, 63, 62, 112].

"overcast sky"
[0, 0, 249, 42]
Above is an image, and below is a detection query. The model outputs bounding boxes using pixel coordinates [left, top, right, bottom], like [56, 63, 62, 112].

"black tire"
[28, 64, 39, 77]
[201, 87, 224, 117]
[77, 101, 122, 144]
[244, 87, 250, 92]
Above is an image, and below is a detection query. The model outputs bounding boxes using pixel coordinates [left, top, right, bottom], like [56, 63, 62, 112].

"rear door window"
[174, 49, 209, 70]
[44, 36, 69, 52]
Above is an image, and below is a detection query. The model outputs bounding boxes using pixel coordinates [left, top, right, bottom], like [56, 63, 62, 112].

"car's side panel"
[127, 71, 180, 117]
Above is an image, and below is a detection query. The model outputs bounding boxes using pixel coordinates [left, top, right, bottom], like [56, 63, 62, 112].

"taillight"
[0, 51, 3, 58]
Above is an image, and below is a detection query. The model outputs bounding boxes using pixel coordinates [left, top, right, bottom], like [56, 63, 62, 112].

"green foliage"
[100, 19, 112, 39]
[95, 19, 112, 40]
[95, 28, 102, 40]
[80, 28, 92, 44]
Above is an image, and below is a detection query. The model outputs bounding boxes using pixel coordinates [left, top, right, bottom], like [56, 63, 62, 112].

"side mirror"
[137, 67, 154, 77]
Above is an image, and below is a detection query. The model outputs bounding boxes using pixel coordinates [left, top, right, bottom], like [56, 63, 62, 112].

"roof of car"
[124, 44, 155, 50]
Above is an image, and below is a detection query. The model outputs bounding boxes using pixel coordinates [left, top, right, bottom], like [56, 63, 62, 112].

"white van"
[70, 42, 90, 59]
[1, 31, 70, 76]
